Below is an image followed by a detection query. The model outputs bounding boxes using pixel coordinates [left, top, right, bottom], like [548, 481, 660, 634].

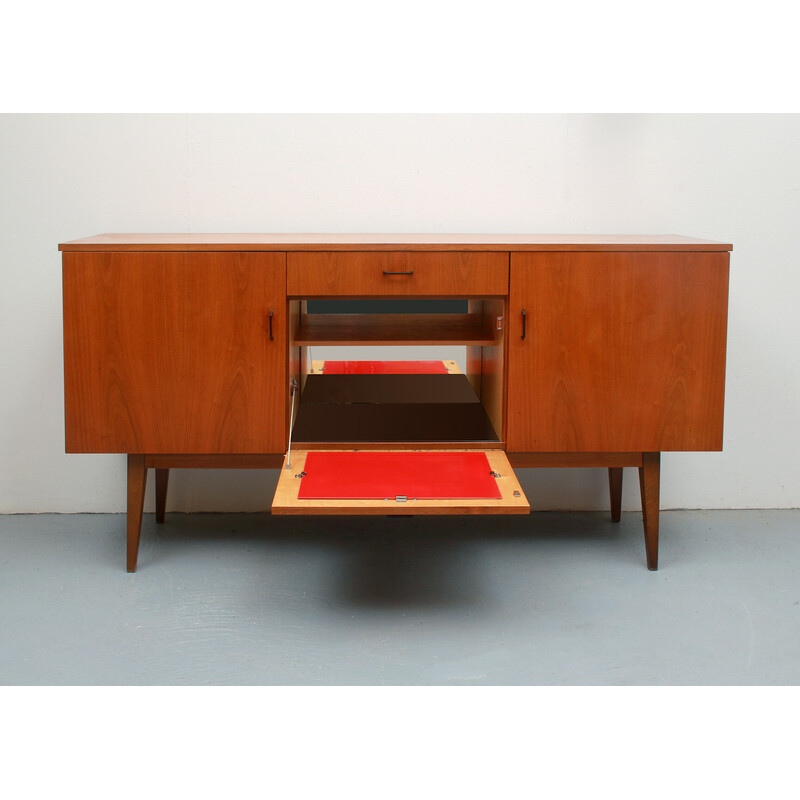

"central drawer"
[287, 251, 508, 297]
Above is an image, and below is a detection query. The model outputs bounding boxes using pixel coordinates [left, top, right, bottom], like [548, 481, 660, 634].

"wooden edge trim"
[507, 452, 644, 468]
[139, 452, 639, 468]
[144, 454, 284, 469]
[59, 244, 733, 253]
[291, 441, 504, 451]
[289, 294, 508, 301]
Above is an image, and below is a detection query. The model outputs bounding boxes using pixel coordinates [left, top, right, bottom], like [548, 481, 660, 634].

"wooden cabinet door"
[507, 252, 729, 452]
[63, 252, 286, 454]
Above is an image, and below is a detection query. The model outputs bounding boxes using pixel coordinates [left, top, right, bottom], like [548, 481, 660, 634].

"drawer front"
[287, 251, 508, 296]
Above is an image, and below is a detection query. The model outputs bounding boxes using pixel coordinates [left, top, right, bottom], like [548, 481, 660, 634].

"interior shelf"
[293, 313, 496, 346]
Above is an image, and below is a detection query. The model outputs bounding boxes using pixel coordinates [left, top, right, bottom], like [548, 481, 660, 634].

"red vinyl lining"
[320, 360, 449, 374]
[297, 451, 502, 499]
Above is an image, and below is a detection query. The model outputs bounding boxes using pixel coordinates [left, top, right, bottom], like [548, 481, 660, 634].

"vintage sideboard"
[60, 234, 731, 572]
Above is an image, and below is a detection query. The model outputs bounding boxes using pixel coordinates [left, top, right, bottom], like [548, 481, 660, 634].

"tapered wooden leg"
[127, 454, 147, 572]
[638, 452, 661, 571]
[155, 468, 170, 523]
[608, 467, 623, 523]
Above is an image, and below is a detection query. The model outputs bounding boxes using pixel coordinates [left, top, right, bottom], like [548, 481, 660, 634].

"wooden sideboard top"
[59, 233, 732, 252]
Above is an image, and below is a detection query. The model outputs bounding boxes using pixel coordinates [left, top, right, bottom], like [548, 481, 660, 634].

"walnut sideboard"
[60, 234, 731, 572]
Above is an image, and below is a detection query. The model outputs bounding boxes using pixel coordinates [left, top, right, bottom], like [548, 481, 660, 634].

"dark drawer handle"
[521, 309, 527, 340]
[382, 270, 414, 276]
[269, 310, 274, 340]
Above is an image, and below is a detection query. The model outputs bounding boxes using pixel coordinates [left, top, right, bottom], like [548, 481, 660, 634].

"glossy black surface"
[293, 374, 499, 442]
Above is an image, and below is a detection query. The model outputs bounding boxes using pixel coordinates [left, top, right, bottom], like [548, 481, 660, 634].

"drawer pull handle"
[521, 309, 527, 340]
[269, 310, 274, 340]
[382, 270, 414, 276]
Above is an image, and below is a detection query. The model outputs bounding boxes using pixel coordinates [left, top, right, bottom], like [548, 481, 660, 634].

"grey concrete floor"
[1, 510, 798, 685]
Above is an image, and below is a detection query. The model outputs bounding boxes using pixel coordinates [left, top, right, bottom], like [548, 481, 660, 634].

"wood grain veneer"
[60, 233, 733, 252]
[144, 454, 285, 469]
[507, 452, 643, 468]
[287, 251, 508, 296]
[466, 299, 506, 442]
[293, 313, 496, 346]
[506, 251, 730, 452]
[61, 232, 731, 572]
[63, 252, 287, 453]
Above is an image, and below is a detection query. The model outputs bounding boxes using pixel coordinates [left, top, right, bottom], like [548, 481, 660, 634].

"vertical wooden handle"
[521, 309, 527, 340]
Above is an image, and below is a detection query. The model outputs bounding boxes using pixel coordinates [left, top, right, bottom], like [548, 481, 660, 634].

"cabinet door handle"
[382, 270, 414, 276]
[269, 310, 274, 341]
[521, 309, 527, 340]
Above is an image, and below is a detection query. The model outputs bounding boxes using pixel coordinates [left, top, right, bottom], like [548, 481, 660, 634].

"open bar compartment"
[287, 298, 507, 448]
[276, 283, 529, 513]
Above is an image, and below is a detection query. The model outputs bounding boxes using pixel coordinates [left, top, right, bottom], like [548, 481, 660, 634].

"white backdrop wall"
[0, 113, 797, 513]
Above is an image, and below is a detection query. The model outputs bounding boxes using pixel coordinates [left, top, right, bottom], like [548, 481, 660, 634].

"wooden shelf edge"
[294, 313, 498, 347]
[291, 441, 504, 450]
[293, 335, 498, 346]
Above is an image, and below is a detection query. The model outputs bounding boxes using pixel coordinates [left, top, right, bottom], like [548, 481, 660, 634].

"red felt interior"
[320, 360, 449, 374]
[297, 451, 502, 500]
